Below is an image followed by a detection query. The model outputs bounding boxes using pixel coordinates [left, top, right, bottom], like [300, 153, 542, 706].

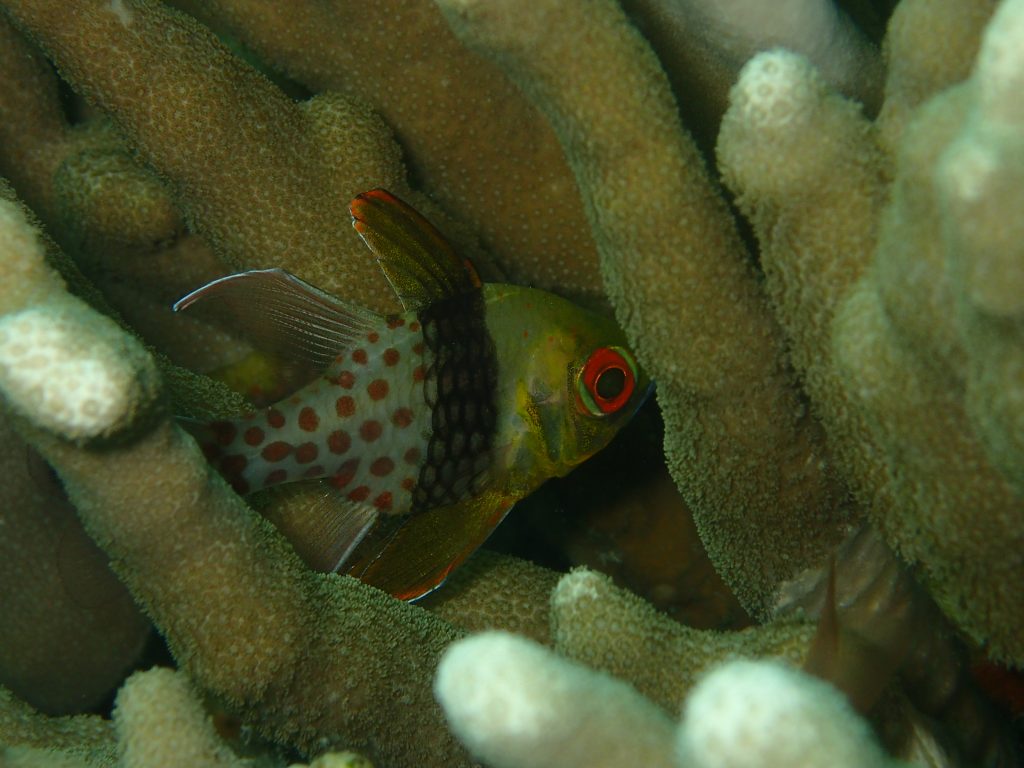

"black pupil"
[595, 367, 626, 400]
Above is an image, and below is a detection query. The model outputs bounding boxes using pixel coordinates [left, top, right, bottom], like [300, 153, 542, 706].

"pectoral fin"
[343, 489, 516, 601]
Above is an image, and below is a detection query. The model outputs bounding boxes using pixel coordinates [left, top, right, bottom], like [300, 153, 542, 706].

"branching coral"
[434, 632, 898, 768]
[0, 0, 406, 311]
[715, 2, 1024, 661]
[1, 0, 1022, 766]
[434, 0, 1023, 664]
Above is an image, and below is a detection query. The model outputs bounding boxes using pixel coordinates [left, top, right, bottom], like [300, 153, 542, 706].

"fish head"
[484, 284, 651, 486]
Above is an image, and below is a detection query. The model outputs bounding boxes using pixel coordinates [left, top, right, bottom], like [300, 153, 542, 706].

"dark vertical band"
[413, 289, 498, 511]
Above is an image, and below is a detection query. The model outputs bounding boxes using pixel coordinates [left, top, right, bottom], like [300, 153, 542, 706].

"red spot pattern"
[266, 469, 288, 486]
[332, 370, 355, 389]
[201, 442, 220, 462]
[392, 408, 413, 428]
[367, 379, 389, 401]
[295, 442, 319, 464]
[262, 441, 292, 462]
[298, 407, 319, 432]
[330, 459, 359, 489]
[328, 430, 351, 454]
[370, 457, 395, 477]
[360, 420, 382, 442]
[229, 318, 429, 505]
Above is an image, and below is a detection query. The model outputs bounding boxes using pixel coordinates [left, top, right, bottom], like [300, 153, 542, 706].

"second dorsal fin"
[350, 189, 481, 312]
[173, 268, 380, 373]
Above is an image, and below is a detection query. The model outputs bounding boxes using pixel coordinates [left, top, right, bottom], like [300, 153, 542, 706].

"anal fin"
[261, 485, 379, 573]
[343, 489, 515, 601]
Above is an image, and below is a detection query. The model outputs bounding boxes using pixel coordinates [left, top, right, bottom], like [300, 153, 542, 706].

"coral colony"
[0, 0, 1021, 766]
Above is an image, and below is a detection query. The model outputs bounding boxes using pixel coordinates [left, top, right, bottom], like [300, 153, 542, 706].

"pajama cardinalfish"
[176, 189, 650, 600]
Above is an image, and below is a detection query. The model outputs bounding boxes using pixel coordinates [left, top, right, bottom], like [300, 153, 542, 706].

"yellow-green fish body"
[177, 190, 648, 599]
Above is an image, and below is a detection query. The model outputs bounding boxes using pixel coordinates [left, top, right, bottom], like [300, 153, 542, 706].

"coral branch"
[550, 569, 813, 713]
[677, 660, 894, 768]
[0, 417, 150, 715]
[435, 631, 678, 768]
[717, 10, 1024, 662]
[875, 0, 994, 157]
[622, 0, 883, 150]
[2, 0, 403, 310]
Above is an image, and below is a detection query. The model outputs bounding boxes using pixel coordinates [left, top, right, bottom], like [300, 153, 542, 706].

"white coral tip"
[676, 660, 889, 768]
[0, 305, 151, 440]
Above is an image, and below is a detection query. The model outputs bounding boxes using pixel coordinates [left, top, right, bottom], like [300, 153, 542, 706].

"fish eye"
[595, 366, 626, 400]
[576, 346, 637, 417]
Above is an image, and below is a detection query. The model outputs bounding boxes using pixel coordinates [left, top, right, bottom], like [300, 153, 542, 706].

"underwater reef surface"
[0, 0, 1021, 766]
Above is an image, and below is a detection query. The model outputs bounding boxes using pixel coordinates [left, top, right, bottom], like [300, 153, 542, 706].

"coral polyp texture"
[0, 0, 1022, 766]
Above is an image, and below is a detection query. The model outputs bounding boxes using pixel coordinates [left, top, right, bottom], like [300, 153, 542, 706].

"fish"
[175, 189, 650, 600]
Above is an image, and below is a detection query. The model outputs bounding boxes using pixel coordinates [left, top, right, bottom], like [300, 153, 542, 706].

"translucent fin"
[263, 486, 380, 573]
[349, 189, 481, 312]
[173, 268, 380, 373]
[802, 556, 903, 713]
[803, 558, 840, 682]
[344, 489, 515, 601]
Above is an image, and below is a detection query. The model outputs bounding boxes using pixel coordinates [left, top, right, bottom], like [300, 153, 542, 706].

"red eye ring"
[577, 346, 637, 416]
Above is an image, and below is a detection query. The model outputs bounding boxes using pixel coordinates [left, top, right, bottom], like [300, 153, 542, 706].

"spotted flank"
[176, 189, 650, 600]
[200, 319, 432, 511]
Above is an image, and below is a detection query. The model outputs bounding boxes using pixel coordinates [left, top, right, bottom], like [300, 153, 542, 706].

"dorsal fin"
[173, 268, 379, 375]
[350, 189, 481, 312]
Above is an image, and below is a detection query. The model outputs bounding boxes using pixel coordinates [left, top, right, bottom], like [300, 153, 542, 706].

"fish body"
[177, 190, 648, 599]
